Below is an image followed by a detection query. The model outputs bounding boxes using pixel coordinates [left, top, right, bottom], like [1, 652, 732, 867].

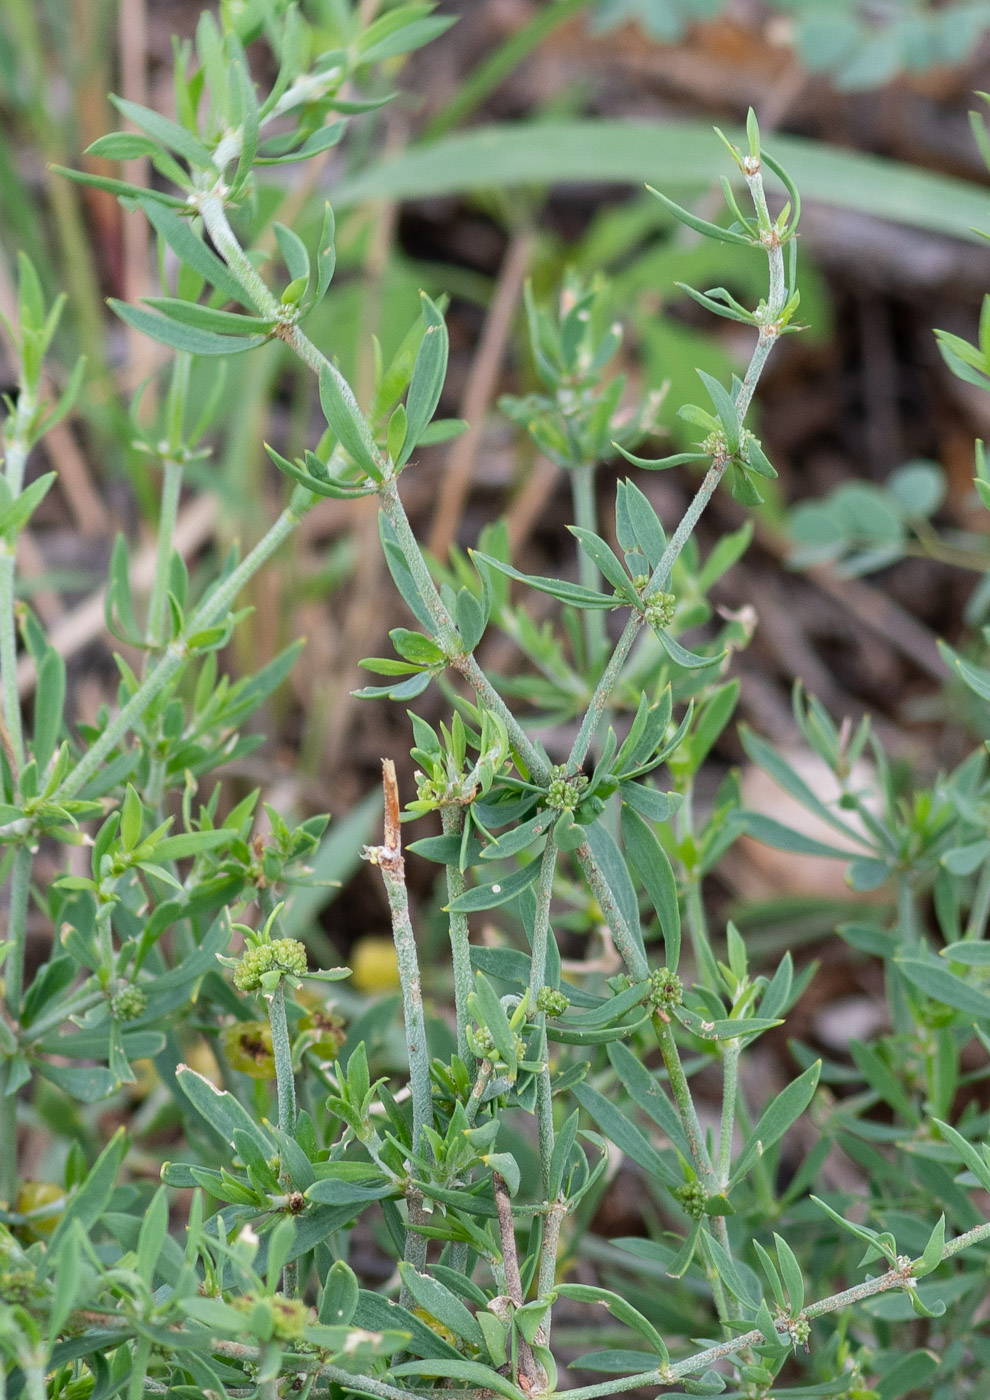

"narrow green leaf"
[655, 628, 724, 670]
[897, 956, 990, 1021]
[773, 1233, 804, 1315]
[398, 293, 448, 465]
[109, 300, 266, 355]
[139, 198, 256, 308]
[572, 1081, 679, 1187]
[730, 1061, 820, 1185]
[472, 551, 617, 610]
[446, 860, 542, 912]
[607, 1041, 691, 1160]
[554, 1283, 668, 1360]
[621, 804, 681, 971]
[318, 365, 383, 481]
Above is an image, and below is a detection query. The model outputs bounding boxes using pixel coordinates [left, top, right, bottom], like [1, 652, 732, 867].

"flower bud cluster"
[234, 937, 308, 992]
[546, 764, 588, 811]
[644, 591, 676, 630]
[537, 987, 571, 1018]
[110, 983, 147, 1021]
[648, 968, 684, 1009]
[674, 1181, 708, 1219]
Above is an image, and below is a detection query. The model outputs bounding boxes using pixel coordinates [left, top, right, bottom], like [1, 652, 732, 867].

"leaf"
[932, 1117, 990, 1192]
[773, 1233, 804, 1315]
[572, 1081, 679, 1187]
[621, 804, 681, 971]
[739, 726, 867, 844]
[109, 300, 267, 355]
[398, 293, 448, 466]
[389, 1359, 524, 1400]
[109, 95, 215, 170]
[569, 527, 636, 600]
[0, 472, 57, 537]
[141, 296, 272, 335]
[736, 811, 859, 859]
[319, 364, 383, 481]
[393, 1265, 484, 1349]
[553, 1284, 668, 1360]
[319, 1260, 360, 1326]
[472, 551, 617, 610]
[730, 1061, 821, 1185]
[139, 198, 256, 308]
[897, 955, 990, 1021]
[584, 816, 644, 962]
[655, 628, 724, 670]
[176, 1065, 276, 1155]
[48, 1128, 128, 1254]
[331, 119, 990, 248]
[697, 370, 740, 453]
[446, 860, 542, 912]
[607, 1041, 691, 1160]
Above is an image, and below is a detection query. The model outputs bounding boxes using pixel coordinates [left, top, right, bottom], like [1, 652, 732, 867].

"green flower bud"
[648, 968, 683, 1009]
[234, 937, 308, 992]
[109, 983, 147, 1022]
[674, 1180, 707, 1220]
[537, 987, 571, 1018]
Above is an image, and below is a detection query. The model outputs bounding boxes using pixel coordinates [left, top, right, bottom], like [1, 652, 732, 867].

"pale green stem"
[571, 462, 607, 668]
[0, 844, 30, 1208]
[717, 1040, 740, 1190]
[266, 980, 298, 1297]
[575, 840, 648, 981]
[368, 766, 433, 1287]
[653, 1012, 718, 1195]
[553, 1218, 990, 1400]
[48, 493, 312, 806]
[465, 1059, 494, 1127]
[146, 458, 184, 650]
[440, 804, 473, 1063]
[0, 385, 35, 770]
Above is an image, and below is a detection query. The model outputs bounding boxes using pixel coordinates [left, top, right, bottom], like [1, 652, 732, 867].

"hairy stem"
[440, 804, 473, 1064]
[366, 760, 433, 1283]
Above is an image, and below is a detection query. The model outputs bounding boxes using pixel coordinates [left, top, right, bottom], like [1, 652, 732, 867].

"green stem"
[575, 840, 648, 980]
[652, 1012, 717, 1194]
[571, 463, 607, 669]
[552, 1218, 990, 1400]
[440, 804, 473, 1064]
[0, 844, 31, 1207]
[368, 762, 433, 1284]
[717, 1040, 740, 1190]
[146, 457, 184, 649]
[50, 495, 312, 806]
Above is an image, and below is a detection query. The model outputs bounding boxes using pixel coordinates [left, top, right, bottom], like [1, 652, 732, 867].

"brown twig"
[492, 1171, 540, 1388]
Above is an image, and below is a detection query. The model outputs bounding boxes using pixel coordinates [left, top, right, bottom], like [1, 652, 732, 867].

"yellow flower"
[350, 936, 400, 993]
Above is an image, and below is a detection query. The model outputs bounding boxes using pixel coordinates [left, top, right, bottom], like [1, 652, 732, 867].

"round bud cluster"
[674, 1181, 708, 1220]
[537, 987, 571, 1018]
[648, 968, 684, 1009]
[546, 764, 589, 812]
[110, 983, 147, 1022]
[469, 1025, 498, 1060]
[0, 1265, 36, 1304]
[234, 937, 308, 991]
[644, 591, 677, 630]
[233, 1292, 310, 1342]
[788, 1317, 810, 1348]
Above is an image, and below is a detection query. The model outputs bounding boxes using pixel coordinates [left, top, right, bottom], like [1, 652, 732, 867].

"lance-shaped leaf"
[319, 364, 383, 481]
[730, 1061, 821, 1185]
[655, 626, 725, 670]
[572, 1081, 679, 1187]
[896, 955, 990, 1021]
[109, 300, 267, 355]
[139, 197, 257, 308]
[621, 804, 681, 971]
[447, 859, 542, 912]
[569, 527, 638, 602]
[140, 297, 274, 336]
[398, 293, 448, 466]
[697, 370, 741, 453]
[554, 1283, 668, 1361]
[647, 184, 754, 245]
[109, 95, 215, 170]
[397, 1265, 485, 1349]
[472, 551, 617, 610]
